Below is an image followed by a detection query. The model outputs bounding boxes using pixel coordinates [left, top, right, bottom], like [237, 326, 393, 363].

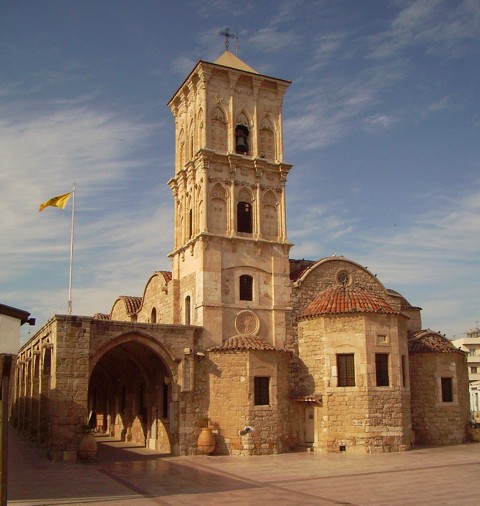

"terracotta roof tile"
[301, 286, 398, 318]
[93, 313, 111, 320]
[408, 330, 465, 354]
[119, 296, 142, 316]
[209, 335, 281, 352]
[160, 271, 172, 283]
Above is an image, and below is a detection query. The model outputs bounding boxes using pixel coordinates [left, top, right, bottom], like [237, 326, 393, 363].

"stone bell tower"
[167, 49, 293, 348]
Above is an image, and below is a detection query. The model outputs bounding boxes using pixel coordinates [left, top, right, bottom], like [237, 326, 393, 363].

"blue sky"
[1, 0, 479, 342]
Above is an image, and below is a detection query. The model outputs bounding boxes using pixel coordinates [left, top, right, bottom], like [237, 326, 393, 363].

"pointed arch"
[259, 116, 275, 160]
[209, 182, 228, 234]
[237, 187, 254, 233]
[211, 106, 228, 152]
[235, 111, 251, 155]
[261, 190, 279, 239]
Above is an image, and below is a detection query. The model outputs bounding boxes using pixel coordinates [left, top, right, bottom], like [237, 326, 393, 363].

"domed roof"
[209, 335, 280, 352]
[301, 286, 398, 318]
[117, 296, 142, 316]
[93, 313, 110, 320]
[408, 330, 465, 354]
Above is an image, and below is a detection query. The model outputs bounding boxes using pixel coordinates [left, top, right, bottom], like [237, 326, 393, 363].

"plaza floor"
[7, 428, 480, 505]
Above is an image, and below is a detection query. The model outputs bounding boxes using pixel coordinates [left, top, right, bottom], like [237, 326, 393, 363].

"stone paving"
[7, 429, 480, 505]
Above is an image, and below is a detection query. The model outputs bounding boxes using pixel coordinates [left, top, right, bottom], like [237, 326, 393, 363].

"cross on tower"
[219, 27, 236, 52]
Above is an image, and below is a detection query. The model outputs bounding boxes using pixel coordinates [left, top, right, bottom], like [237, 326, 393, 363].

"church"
[13, 49, 470, 461]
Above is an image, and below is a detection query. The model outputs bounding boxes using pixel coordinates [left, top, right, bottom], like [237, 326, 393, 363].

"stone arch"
[237, 187, 254, 234]
[89, 333, 177, 453]
[261, 190, 278, 239]
[209, 182, 228, 234]
[211, 106, 227, 152]
[235, 111, 251, 155]
[259, 116, 275, 160]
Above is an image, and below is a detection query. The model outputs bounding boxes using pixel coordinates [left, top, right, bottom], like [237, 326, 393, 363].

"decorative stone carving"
[235, 310, 260, 336]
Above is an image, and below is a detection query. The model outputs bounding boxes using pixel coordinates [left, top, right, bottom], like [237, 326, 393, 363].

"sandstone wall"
[409, 352, 470, 445]
[207, 349, 293, 455]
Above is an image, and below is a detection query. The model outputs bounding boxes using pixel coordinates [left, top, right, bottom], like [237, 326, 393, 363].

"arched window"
[237, 188, 253, 234]
[185, 295, 191, 325]
[235, 124, 249, 154]
[151, 307, 157, 323]
[239, 275, 253, 301]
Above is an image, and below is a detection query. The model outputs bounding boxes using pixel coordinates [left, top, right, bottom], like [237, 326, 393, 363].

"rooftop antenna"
[219, 27, 236, 52]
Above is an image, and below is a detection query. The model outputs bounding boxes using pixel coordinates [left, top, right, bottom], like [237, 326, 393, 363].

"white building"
[452, 328, 480, 416]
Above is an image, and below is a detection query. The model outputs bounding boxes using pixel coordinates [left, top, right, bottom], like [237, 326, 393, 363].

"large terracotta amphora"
[197, 427, 216, 455]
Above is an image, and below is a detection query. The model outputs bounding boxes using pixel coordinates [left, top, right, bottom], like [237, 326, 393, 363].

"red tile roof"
[93, 313, 111, 320]
[118, 296, 142, 316]
[209, 335, 282, 352]
[301, 286, 398, 318]
[159, 271, 172, 283]
[408, 330, 465, 354]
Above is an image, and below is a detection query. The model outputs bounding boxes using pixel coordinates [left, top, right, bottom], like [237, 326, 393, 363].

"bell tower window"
[237, 201, 252, 233]
[235, 124, 249, 154]
[239, 275, 253, 301]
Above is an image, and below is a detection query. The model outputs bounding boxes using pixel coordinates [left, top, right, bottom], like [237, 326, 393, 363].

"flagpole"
[67, 184, 76, 315]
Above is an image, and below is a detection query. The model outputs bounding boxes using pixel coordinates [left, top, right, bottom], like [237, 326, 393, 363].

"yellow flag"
[39, 192, 72, 212]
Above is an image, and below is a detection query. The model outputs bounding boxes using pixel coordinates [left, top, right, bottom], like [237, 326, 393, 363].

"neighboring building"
[0, 303, 33, 355]
[12, 50, 471, 461]
[452, 328, 480, 416]
[0, 303, 34, 413]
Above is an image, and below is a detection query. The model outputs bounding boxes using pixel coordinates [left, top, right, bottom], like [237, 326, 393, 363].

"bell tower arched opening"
[89, 339, 174, 453]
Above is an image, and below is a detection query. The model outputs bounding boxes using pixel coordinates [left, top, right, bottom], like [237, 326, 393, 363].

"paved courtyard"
[7, 428, 480, 505]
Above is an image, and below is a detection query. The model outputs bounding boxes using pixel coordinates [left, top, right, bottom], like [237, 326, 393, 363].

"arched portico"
[89, 334, 178, 453]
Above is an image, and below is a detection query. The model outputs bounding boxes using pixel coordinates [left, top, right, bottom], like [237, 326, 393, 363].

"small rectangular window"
[376, 334, 388, 345]
[441, 377, 453, 402]
[254, 376, 270, 405]
[375, 353, 390, 386]
[471, 366, 478, 374]
[337, 354, 355, 387]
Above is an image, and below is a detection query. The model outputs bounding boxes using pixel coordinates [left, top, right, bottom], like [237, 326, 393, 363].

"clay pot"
[197, 427, 216, 455]
[78, 432, 98, 461]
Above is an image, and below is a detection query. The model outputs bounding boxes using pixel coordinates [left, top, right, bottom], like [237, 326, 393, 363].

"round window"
[337, 270, 350, 287]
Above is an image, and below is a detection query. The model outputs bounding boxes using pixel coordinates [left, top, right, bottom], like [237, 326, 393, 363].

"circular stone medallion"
[235, 310, 260, 335]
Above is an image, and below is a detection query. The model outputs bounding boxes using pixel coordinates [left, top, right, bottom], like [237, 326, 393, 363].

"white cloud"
[0, 102, 168, 329]
[370, 0, 480, 59]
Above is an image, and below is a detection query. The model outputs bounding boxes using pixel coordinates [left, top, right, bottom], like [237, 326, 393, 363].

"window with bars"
[239, 275, 253, 301]
[337, 354, 355, 387]
[375, 353, 390, 386]
[254, 376, 270, 405]
[441, 377, 453, 402]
